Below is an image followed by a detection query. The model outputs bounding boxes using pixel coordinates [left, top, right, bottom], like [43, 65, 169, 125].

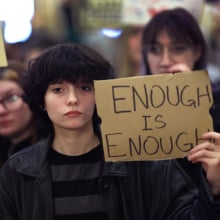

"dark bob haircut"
[142, 7, 207, 75]
[22, 43, 115, 138]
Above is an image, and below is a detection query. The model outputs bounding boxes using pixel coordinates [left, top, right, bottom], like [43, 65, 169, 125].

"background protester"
[0, 60, 45, 167]
[141, 7, 220, 186]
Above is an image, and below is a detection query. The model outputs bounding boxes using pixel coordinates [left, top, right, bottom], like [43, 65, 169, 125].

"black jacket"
[0, 136, 220, 220]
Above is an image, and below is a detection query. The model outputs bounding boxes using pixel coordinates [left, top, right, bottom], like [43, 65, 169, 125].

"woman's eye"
[52, 87, 63, 93]
[6, 94, 20, 103]
[147, 44, 162, 55]
[171, 44, 188, 54]
[79, 84, 93, 91]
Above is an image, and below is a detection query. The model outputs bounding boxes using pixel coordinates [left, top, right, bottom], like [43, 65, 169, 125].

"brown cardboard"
[0, 29, 7, 67]
[94, 70, 213, 162]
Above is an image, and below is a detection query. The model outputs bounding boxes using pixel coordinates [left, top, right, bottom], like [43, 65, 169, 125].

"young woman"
[142, 8, 206, 75]
[0, 60, 43, 166]
[141, 7, 220, 186]
[0, 43, 219, 219]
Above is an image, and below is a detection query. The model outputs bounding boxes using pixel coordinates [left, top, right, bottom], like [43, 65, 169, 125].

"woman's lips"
[64, 111, 82, 117]
[0, 120, 11, 127]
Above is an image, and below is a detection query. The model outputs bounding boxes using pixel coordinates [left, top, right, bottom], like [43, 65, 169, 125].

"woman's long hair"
[141, 8, 207, 75]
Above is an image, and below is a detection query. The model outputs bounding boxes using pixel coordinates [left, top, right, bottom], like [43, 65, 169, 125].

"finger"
[202, 132, 220, 145]
[168, 63, 191, 73]
[190, 141, 215, 154]
[188, 149, 217, 161]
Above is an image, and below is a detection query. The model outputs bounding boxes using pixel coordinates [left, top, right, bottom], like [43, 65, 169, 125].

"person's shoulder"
[1, 137, 49, 171]
[11, 138, 45, 156]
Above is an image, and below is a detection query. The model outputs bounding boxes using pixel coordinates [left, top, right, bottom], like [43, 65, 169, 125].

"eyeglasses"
[0, 94, 24, 112]
[143, 43, 191, 57]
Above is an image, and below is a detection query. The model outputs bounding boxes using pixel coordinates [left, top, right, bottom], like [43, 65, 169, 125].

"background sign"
[80, 0, 205, 28]
[0, 29, 7, 67]
[122, 0, 205, 25]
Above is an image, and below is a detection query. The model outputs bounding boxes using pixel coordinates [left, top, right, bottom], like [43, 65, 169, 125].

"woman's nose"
[0, 103, 8, 114]
[160, 48, 173, 66]
[66, 90, 79, 105]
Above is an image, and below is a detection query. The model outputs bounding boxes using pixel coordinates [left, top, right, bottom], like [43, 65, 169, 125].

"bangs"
[47, 65, 95, 85]
[36, 43, 113, 86]
[164, 23, 194, 46]
[143, 11, 196, 47]
[40, 52, 106, 85]
[146, 22, 194, 46]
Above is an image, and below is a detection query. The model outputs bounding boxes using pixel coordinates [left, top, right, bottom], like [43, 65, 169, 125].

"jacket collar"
[16, 135, 127, 178]
[16, 135, 52, 177]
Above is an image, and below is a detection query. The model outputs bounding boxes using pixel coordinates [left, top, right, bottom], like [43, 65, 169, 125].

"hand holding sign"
[94, 70, 213, 162]
[188, 131, 220, 196]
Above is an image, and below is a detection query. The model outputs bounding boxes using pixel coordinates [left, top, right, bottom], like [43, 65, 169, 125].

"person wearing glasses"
[0, 60, 43, 166]
[141, 7, 220, 186]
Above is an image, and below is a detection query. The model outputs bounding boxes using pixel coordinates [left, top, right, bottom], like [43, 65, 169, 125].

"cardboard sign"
[0, 29, 7, 67]
[94, 70, 213, 162]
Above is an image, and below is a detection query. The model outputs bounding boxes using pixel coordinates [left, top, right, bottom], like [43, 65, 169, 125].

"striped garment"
[48, 145, 109, 220]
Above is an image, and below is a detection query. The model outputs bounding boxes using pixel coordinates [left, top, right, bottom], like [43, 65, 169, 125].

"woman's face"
[145, 30, 201, 74]
[44, 81, 96, 134]
[0, 80, 33, 141]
